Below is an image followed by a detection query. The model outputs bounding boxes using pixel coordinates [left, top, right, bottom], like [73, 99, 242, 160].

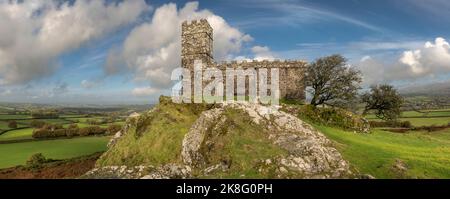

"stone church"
[181, 19, 306, 101]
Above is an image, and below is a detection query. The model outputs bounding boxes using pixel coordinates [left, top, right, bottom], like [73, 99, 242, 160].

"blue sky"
[0, 0, 449, 104]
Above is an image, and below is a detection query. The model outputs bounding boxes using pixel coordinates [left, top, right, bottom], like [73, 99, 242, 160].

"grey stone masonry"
[181, 19, 306, 101]
[182, 19, 213, 70]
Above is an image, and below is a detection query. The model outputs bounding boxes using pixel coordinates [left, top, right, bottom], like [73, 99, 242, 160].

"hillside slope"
[84, 97, 354, 179]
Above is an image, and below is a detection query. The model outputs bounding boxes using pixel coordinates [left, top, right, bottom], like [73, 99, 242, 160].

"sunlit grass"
[316, 125, 450, 178]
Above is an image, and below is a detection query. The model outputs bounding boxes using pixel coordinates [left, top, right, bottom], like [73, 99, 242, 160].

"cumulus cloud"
[234, 45, 277, 62]
[106, 1, 253, 92]
[399, 37, 450, 76]
[358, 37, 450, 85]
[251, 46, 276, 61]
[358, 56, 389, 85]
[132, 87, 159, 97]
[0, 0, 148, 85]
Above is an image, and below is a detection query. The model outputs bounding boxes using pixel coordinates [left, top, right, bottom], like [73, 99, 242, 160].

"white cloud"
[399, 37, 450, 76]
[251, 46, 276, 61]
[234, 45, 277, 62]
[358, 37, 450, 85]
[360, 55, 371, 62]
[107, 1, 253, 91]
[132, 87, 159, 97]
[358, 56, 389, 85]
[0, 0, 148, 85]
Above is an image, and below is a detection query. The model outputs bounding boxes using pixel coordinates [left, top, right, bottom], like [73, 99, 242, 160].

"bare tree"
[306, 55, 362, 107]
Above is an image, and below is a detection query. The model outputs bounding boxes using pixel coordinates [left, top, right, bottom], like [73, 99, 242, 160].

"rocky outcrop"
[106, 109, 148, 148]
[82, 164, 191, 179]
[181, 102, 353, 178]
[181, 108, 224, 167]
[88, 101, 355, 179]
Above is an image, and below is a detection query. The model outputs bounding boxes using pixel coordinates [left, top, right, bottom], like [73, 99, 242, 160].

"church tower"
[181, 19, 213, 70]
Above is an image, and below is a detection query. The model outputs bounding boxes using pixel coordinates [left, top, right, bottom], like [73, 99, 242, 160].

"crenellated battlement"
[181, 19, 214, 68]
[213, 59, 307, 69]
[182, 19, 213, 36]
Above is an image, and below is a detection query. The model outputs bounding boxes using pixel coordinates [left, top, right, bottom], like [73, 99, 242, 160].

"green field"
[317, 125, 450, 178]
[399, 117, 450, 126]
[401, 111, 450, 118]
[0, 114, 31, 120]
[0, 128, 34, 141]
[0, 136, 110, 169]
[369, 117, 450, 127]
[65, 117, 105, 123]
[0, 121, 12, 130]
[367, 111, 450, 119]
[367, 109, 450, 127]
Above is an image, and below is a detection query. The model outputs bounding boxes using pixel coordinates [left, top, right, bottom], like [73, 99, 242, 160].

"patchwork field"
[0, 136, 110, 169]
[367, 110, 450, 127]
[0, 128, 34, 142]
[0, 114, 30, 120]
[399, 117, 450, 126]
[317, 126, 450, 179]
[0, 111, 125, 170]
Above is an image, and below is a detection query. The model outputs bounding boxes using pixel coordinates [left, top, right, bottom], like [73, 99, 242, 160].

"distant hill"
[399, 81, 450, 97]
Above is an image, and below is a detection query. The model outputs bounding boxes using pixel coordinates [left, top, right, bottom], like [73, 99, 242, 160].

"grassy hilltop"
[1, 96, 449, 179]
[93, 96, 353, 179]
[96, 97, 292, 178]
[96, 96, 450, 179]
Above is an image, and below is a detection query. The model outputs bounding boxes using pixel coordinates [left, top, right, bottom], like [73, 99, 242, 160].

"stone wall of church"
[181, 19, 306, 102]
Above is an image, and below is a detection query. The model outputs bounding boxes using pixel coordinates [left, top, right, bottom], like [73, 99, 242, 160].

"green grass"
[367, 109, 450, 127]
[401, 111, 450, 118]
[0, 114, 30, 120]
[423, 111, 450, 117]
[0, 121, 12, 130]
[424, 109, 450, 112]
[60, 114, 87, 118]
[1, 120, 123, 142]
[96, 101, 208, 167]
[316, 125, 450, 179]
[97, 100, 287, 178]
[369, 117, 450, 127]
[399, 117, 450, 126]
[66, 117, 104, 123]
[204, 108, 287, 178]
[366, 109, 450, 119]
[3, 118, 73, 126]
[0, 128, 33, 141]
[0, 122, 27, 132]
[0, 136, 110, 169]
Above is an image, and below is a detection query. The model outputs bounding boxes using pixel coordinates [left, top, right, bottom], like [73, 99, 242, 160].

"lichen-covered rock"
[82, 166, 150, 179]
[82, 164, 192, 179]
[106, 108, 153, 148]
[181, 108, 224, 166]
[88, 100, 356, 179]
[181, 102, 354, 178]
[141, 164, 192, 179]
